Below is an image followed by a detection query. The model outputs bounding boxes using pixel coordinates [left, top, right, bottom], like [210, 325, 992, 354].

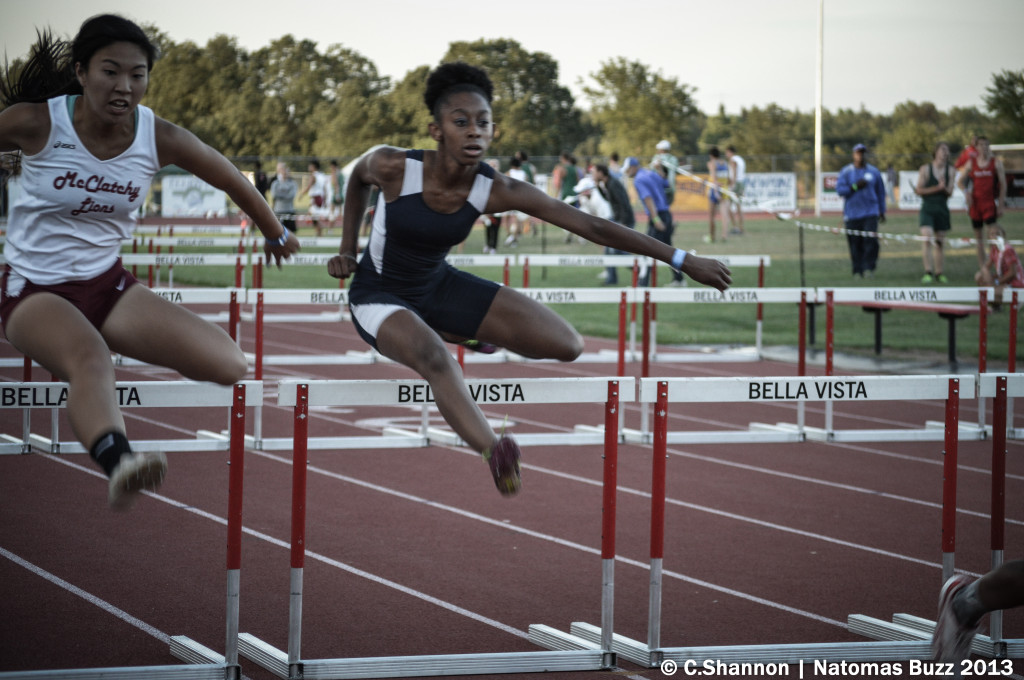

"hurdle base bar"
[565, 621, 933, 667]
[849, 613, 1024, 658]
[620, 425, 803, 446]
[252, 431, 429, 451]
[21, 434, 232, 455]
[0, 433, 32, 454]
[169, 639, 235, 667]
[0, 664, 234, 680]
[254, 428, 608, 452]
[238, 633, 609, 679]
[526, 625, 615, 668]
[761, 421, 986, 444]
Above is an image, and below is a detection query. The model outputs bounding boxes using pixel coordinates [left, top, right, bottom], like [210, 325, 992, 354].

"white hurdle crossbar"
[0, 380, 262, 455]
[254, 377, 634, 452]
[0, 381, 259, 680]
[541, 374, 976, 667]
[239, 377, 627, 678]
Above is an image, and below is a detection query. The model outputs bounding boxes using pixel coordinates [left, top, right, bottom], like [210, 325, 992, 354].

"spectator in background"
[957, 135, 1007, 269]
[954, 134, 979, 171]
[975, 224, 1023, 309]
[623, 156, 682, 286]
[885, 163, 897, 207]
[593, 163, 635, 286]
[726, 145, 746, 236]
[552, 152, 577, 205]
[652, 139, 678, 205]
[514, 150, 535, 185]
[253, 160, 270, 200]
[706, 147, 731, 243]
[270, 161, 299, 233]
[328, 159, 345, 231]
[608, 152, 623, 181]
[914, 141, 955, 283]
[514, 150, 537, 237]
[503, 157, 529, 246]
[836, 143, 887, 278]
[300, 158, 331, 235]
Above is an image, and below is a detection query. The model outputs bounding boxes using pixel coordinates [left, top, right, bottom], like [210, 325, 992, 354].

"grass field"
[163, 208, 1023, 365]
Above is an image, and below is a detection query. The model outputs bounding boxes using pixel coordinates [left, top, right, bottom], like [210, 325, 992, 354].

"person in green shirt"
[914, 141, 955, 283]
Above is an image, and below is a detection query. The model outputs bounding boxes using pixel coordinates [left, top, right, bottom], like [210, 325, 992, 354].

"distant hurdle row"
[2, 374, 1021, 678]
[0, 381, 259, 680]
[2, 285, 1018, 443]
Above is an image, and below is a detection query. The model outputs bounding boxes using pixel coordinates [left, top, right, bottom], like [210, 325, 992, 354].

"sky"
[2, 0, 1021, 116]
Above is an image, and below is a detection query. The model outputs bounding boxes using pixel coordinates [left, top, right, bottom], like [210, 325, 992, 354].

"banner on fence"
[161, 175, 227, 217]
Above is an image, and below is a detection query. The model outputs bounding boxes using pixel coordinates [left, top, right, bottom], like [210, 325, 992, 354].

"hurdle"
[848, 373, 1024, 659]
[122, 253, 248, 288]
[241, 288, 640, 378]
[253, 375, 629, 453]
[546, 374, 974, 667]
[238, 377, 625, 678]
[0, 380, 261, 455]
[816, 286, 1020, 441]
[0, 381, 258, 679]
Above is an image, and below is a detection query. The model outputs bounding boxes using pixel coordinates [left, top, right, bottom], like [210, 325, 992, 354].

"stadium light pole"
[814, 0, 823, 217]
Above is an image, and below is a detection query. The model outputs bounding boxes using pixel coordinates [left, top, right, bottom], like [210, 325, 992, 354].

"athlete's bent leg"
[100, 285, 247, 384]
[473, 287, 584, 361]
[5, 293, 125, 448]
[375, 309, 498, 454]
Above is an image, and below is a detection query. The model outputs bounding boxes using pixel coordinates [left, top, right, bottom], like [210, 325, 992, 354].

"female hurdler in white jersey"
[328, 62, 732, 496]
[0, 15, 300, 508]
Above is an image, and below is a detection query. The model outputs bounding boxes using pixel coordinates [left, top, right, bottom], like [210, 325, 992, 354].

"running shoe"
[931, 574, 979, 663]
[461, 339, 497, 355]
[484, 435, 521, 496]
[922, 273, 934, 283]
[936, 274, 949, 284]
[109, 451, 168, 510]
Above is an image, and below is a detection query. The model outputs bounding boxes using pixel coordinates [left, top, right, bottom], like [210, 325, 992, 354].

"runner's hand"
[680, 254, 732, 292]
[263, 232, 300, 268]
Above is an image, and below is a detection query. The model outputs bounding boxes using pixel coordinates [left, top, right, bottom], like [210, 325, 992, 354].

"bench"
[835, 300, 980, 364]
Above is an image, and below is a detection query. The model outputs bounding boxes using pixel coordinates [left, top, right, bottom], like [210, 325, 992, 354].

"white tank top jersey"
[4, 95, 160, 284]
[731, 154, 746, 183]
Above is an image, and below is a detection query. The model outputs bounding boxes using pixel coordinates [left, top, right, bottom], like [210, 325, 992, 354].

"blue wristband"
[671, 248, 686, 270]
[267, 233, 289, 247]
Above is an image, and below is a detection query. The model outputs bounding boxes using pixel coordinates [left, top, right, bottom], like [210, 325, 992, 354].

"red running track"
[1, 302, 1022, 679]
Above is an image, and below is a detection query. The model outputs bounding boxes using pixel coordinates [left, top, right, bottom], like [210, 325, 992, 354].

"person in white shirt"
[725, 145, 746, 235]
[300, 158, 332, 235]
[0, 14, 299, 508]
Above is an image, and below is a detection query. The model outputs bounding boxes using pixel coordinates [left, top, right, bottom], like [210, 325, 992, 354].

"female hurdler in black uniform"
[328, 62, 731, 496]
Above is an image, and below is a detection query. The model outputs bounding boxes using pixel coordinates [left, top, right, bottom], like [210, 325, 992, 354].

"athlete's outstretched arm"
[155, 118, 299, 265]
[489, 175, 732, 292]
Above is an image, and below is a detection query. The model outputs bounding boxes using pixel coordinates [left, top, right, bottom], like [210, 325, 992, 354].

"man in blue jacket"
[836, 143, 887, 277]
[623, 156, 682, 286]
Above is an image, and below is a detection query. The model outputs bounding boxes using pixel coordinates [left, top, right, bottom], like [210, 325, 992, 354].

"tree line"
[4, 29, 1022, 173]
